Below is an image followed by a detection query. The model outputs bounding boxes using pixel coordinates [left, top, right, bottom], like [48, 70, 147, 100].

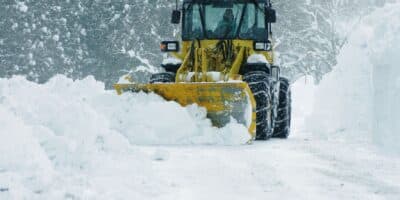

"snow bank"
[0, 75, 250, 146]
[307, 2, 400, 153]
[0, 75, 250, 198]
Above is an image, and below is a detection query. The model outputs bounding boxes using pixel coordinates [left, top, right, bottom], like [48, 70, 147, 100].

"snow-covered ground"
[1, 2, 400, 200]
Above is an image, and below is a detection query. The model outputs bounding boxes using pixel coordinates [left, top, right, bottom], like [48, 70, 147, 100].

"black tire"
[272, 77, 291, 138]
[243, 71, 274, 140]
[149, 72, 175, 83]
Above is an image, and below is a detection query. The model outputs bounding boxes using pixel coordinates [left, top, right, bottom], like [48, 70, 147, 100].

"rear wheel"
[149, 72, 175, 83]
[243, 71, 274, 140]
[272, 77, 291, 138]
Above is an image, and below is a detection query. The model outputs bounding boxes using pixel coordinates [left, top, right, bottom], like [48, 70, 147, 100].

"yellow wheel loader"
[114, 0, 291, 140]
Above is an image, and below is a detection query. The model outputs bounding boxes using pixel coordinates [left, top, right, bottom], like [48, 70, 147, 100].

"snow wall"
[305, 2, 400, 153]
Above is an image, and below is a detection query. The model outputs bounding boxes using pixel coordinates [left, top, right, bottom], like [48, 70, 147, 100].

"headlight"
[160, 41, 180, 52]
[253, 41, 272, 51]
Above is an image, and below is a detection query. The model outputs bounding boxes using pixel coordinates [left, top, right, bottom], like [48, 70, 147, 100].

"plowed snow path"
[143, 135, 400, 200]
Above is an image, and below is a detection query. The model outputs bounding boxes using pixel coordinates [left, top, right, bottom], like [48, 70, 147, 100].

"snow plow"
[115, 0, 291, 140]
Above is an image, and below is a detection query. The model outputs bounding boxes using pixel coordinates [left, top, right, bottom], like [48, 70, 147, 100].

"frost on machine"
[115, 0, 292, 141]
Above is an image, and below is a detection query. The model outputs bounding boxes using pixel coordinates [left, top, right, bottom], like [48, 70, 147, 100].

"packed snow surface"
[1, 2, 400, 200]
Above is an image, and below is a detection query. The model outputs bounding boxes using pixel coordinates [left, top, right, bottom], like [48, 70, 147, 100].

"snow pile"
[307, 2, 400, 153]
[0, 75, 250, 198]
[0, 75, 250, 146]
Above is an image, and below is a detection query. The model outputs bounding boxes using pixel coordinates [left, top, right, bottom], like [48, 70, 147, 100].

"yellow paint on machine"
[114, 39, 274, 139]
[114, 82, 257, 138]
[173, 40, 274, 64]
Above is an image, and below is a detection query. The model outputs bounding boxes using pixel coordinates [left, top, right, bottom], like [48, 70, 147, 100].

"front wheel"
[243, 71, 274, 140]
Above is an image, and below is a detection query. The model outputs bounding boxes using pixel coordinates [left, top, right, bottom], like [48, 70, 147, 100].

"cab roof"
[183, 0, 267, 3]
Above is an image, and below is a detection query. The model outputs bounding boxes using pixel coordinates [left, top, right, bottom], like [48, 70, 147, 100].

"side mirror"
[271, 65, 280, 82]
[171, 10, 181, 24]
[265, 8, 276, 23]
[160, 41, 180, 52]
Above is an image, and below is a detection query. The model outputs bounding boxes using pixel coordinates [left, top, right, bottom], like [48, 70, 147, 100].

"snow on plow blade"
[114, 82, 256, 138]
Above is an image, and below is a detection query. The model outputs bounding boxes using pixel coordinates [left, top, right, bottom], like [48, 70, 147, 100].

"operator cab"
[174, 0, 276, 42]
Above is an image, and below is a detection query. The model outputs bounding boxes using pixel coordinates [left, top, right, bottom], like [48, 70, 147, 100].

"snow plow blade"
[114, 82, 256, 138]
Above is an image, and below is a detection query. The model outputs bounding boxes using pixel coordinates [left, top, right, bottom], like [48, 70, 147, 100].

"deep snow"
[0, 75, 251, 146]
[1, 2, 400, 200]
[307, 2, 400, 154]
